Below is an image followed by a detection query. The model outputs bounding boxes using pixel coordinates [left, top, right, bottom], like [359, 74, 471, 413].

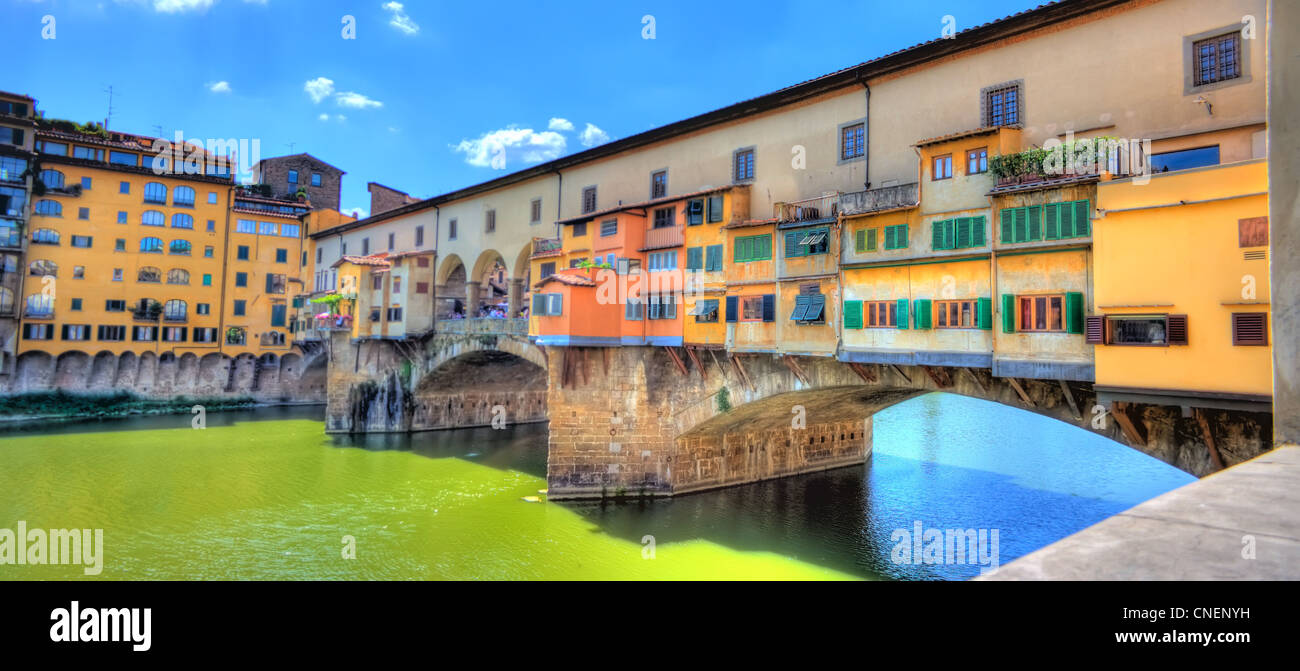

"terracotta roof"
[332, 254, 390, 268]
[722, 217, 778, 230]
[534, 272, 597, 289]
[914, 126, 1006, 148]
[387, 248, 434, 259]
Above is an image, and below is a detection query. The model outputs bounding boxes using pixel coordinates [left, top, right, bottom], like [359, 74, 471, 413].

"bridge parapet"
[436, 318, 528, 336]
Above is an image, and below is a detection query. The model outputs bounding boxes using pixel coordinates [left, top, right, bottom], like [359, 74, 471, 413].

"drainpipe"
[858, 74, 871, 191]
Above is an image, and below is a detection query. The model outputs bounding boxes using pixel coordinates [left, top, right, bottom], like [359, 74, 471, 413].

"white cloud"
[345, 206, 370, 220]
[150, 0, 214, 12]
[453, 126, 567, 168]
[318, 113, 347, 122]
[383, 1, 419, 35]
[304, 77, 335, 104]
[579, 123, 610, 147]
[207, 80, 232, 94]
[548, 117, 574, 132]
[335, 91, 383, 109]
[318, 113, 330, 122]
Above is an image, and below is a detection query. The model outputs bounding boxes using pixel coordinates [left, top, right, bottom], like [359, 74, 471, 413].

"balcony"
[775, 193, 839, 224]
[839, 182, 919, 216]
[531, 237, 562, 258]
[642, 224, 683, 251]
[437, 317, 528, 336]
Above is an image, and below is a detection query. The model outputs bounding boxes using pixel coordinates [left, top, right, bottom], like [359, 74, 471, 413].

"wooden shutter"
[791, 295, 810, 321]
[971, 216, 986, 246]
[761, 294, 776, 322]
[1085, 316, 1105, 344]
[844, 300, 863, 329]
[896, 297, 910, 329]
[687, 247, 703, 270]
[1001, 294, 1016, 332]
[898, 225, 908, 248]
[1065, 292, 1084, 333]
[932, 220, 946, 251]
[705, 245, 721, 271]
[1026, 205, 1042, 240]
[725, 296, 738, 322]
[708, 196, 723, 222]
[866, 228, 877, 251]
[758, 234, 771, 259]
[532, 294, 545, 315]
[1073, 200, 1091, 237]
[1238, 217, 1268, 247]
[1000, 208, 1014, 244]
[977, 297, 992, 330]
[855, 229, 867, 253]
[1231, 312, 1266, 345]
[1166, 314, 1188, 345]
[1043, 203, 1060, 240]
[913, 298, 932, 329]
[785, 231, 802, 258]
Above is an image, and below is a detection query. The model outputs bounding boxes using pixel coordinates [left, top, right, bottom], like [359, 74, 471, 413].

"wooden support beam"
[664, 346, 688, 376]
[782, 355, 810, 386]
[730, 353, 755, 391]
[1058, 379, 1082, 420]
[708, 348, 727, 378]
[847, 361, 877, 383]
[890, 364, 912, 385]
[1110, 401, 1149, 447]
[1194, 408, 1226, 471]
[1006, 377, 1035, 407]
[684, 346, 706, 379]
[961, 366, 989, 393]
[922, 365, 953, 388]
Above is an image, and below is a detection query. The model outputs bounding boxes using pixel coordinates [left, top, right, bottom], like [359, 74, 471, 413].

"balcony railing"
[838, 182, 919, 216]
[437, 317, 528, 336]
[532, 237, 562, 257]
[642, 224, 683, 250]
[775, 193, 839, 224]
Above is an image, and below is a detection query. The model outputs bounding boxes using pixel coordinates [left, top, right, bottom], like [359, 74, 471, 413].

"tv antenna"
[103, 85, 116, 129]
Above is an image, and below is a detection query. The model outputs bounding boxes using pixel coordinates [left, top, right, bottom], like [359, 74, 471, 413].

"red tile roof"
[534, 272, 598, 289]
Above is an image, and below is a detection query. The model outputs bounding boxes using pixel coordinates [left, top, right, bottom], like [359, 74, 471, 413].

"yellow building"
[1093, 158, 1271, 408]
[683, 186, 747, 348]
[224, 188, 311, 356]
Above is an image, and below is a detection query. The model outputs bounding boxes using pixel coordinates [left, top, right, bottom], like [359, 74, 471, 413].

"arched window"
[144, 182, 167, 204]
[28, 259, 57, 277]
[163, 299, 187, 321]
[137, 266, 161, 283]
[39, 169, 64, 189]
[24, 293, 53, 317]
[34, 199, 62, 216]
[0, 287, 12, 315]
[168, 239, 192, 255]
[173, 186, 195, 207]
[140, 237, 163, 253]
[166, 268, 190, 284]
[31, 228, 59, 245]
[171, 213, 194, 229]
[141, 210, 165, 227]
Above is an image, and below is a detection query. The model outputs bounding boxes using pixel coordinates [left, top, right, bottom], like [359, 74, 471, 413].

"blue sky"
[4, 0, 1043, 217]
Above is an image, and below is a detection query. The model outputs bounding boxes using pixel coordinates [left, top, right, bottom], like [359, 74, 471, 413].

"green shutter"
[760, 234, 772, 260]
[898, 224, 909, 248]
[1027, 205, 1042, 241]
[913, 298, 932, 329]
[866, 228, 877, 251]
[1002, 294, 1016, 333]
[1043, 203, 1060, 240]
[706, 245, 722, 271]
[977, 297, 992, 330]
[932, 220, 946, 251]
[956, 218, 971, 248]
[1000, 208, 1014, 243]
[785, 231, 803, 258]
[735, 236, 748, 262]
[686, 246, 703, 270]
[896, 297, 910, 329]
[1066, 291, 1084, 333]
[1073, 199, 1090, 237]
[855, 228, 867, 253]
[844, 300, 863, 329]
[971, 216, 986, 246]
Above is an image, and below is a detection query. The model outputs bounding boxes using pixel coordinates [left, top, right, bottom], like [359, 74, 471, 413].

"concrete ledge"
[979, 445, 1300, 580]
[993, 357, 1094, 382]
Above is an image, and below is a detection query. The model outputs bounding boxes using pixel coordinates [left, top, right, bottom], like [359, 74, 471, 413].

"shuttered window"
[1085, 316, 1105, 344]
[707, 196, 724, 223]
[1043, 200, 1091, 239]
[999, 205, 1043, 243]
[931, 217, 987, 250]
[912, 298, 932, 329]
[843, 300, 863, 329]
[854, 227, 877, 253]
[883, 224, 909, 250]
[733, 234, 771, 262]
[1231, 312, 1267, 346]
[686, 246, 704, 271]
[862, 300, 897, 327]
[790, 294, 825, 323]
[705, 244, 723, 271]
[784, 227, 828, 258]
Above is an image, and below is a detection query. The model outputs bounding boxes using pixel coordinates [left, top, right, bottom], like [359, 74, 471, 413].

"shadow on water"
[329, 421, 550, 480]
[0, 403, 327, 437]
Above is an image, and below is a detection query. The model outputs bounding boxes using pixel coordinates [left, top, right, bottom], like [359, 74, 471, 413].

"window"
[141, 210, 165, 227]
[415, 225, 425, 246]
[62, 325, 91, 341]
[40, 169, 65, 189]
[81, 177, 92, 190]
[311, 172, 322, 187]
[236, 219, 255, 234]
[967, 147, 988, 174]
[784, 227, 829, 257]
[647, 250, 677, 271]
[143, 182, 167, 204]
[648, 294, 677, 320]
[865, 300, 899, 327]
[1193, 32, 1242, 87]
[109, 152, 137, 167]
[97, 325, 126, 342]
[173, 186, 195, 207]
[1231, 312, 1267, 346]
[1150, 146, 1219, 173]
[167, 268, 190, 284]
[237, 246, 250, 261]
[708, 196, 724, 223]
[112, 268, 123, 282]
[931, 217, 987, 250]
[233, 300, 246, 316]
[932, 154, 953, 180]
[288, 170, 298, 184]
[1000, 201, 1090, 243]
[197, 303, 210, 315]
[1238, 216, 1268, 248]
[691, 299, 719, 323]
[1018, 295, 1065, 332]
[171, 213, 194, 229]
[740, 295, 766, 322]
[486, 209, 496, 233]
[193, 328, 218, 343]
[600, 219, 617, 237]
[280, 224, 300, 238]
[163, 299, 187, 321]
[1, 128, 26, 147]
[225, 327, 245, 345]
[265, 274, 286, 294]
[936, 299, 978, 328]
[448, 219, 458, 240]
[372, 275, 383, 290]
[235, 272, 247, 287]
[393, 277, 402, 293]
[734, 234, 771, 262]
[208, 192, 217, 205]
[205, 246, 214, 258]
[29, 259, 57, 276]
[137, 266, 161, 283]
[387, 233, 395, 250]
[702, 244, 723, 272]
[162, 327, 186, 342]
[119, 181, 130, 194]
[686, 246, 704, 271]
[416, 282, 429, 294]
[984, 82, 1020, 127]
[790, 292, 826, 324]
[581, 186, 597, 214]
[117, 211, 127, 225]
[624, 297, 643, 321]
[533, 293, 563, 316]
[76, 207, 89, 220]
[71, 298, 84, 311]
[854, 228, 878, 253]
[105, 299, 126, 312]
[651, 170, 667, 199]
[259, 221, 276, 236]
[164, 239, 190, 255]
[687, 199, 704, 226]
[841, 122, 865, 160]
[73, 266, 84, 279]
[615, 257, 641, 275]
[22, 323, 52, 339]
[202, 273, 212, 286]
[733, 147, 755, 182]
[653, 207, 675, 229]
[361, 237, 370, 255]
[540, 262, 556, 279]
[530, 199, 542, 224]
[71, 235, 92, 248]
[32, 228, 60, 245]
[34, 200, 62, 216]
[140, 237, 163, 253]
[883, 224, 909, 250]
[276, 248, 288, 263]
[387, 307, 403, 321]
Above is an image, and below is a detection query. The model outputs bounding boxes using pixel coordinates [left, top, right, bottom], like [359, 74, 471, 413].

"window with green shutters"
[999, 205, 1043, 243]
[854, 228, 877, 253]
[883, 224, 909, 250]
[843, 300, 863, 329]
[912, 298, 932, 329]
[977, 297, 993, 330]
[783, 227, 829, 258]
[705, 244, 723, 271]
[686, 246, 704, 271]
[931, 216, 987, 250]
[733, 233, 771, 262]
[1044, 200, 1091, 240]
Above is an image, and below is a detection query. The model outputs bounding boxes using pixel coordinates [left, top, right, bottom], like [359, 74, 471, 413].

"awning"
[798, 232, 826, 246]
[687, 300, 718, 316]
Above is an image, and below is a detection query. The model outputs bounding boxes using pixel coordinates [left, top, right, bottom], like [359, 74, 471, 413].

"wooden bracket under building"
[1110, 401, 1149, 447]
[782, 355, 810, 386]
[922, 365, 953, 388]
[664, 346, 688, 376]
[890, 364, 912, 385]
[961, 367, 989, 393]
[1006, 377, 1035, 407]
[684, 346, 706, 379]
[1057, 379, 1082, 420]
[730, 353, 755, 391]
[848, 362, 877, 383]
[1194, 408, 1226, 471]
